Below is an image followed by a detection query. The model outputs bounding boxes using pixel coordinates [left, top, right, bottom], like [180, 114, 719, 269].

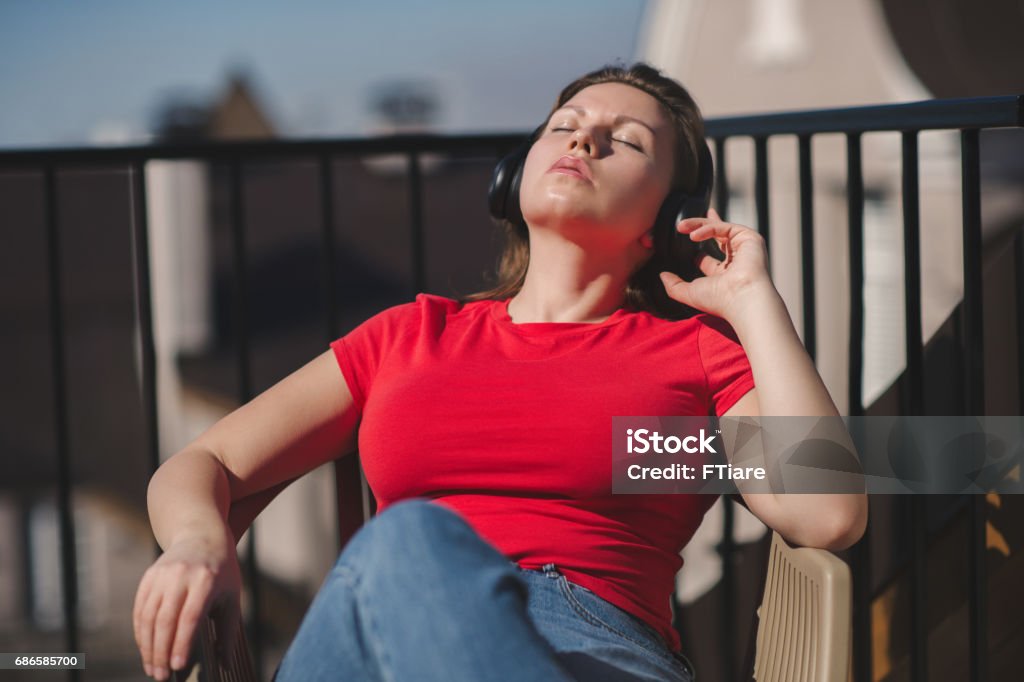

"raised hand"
[659, 207, 773, 321]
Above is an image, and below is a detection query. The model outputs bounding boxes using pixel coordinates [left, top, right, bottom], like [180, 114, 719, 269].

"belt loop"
[541, 562, 559, 578]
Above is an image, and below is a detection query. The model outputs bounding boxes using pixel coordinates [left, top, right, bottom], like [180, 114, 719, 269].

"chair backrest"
[753, 531, 853, 682]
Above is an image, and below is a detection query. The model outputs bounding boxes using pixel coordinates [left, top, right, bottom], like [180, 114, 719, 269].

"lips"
[548, 155, 592, 181]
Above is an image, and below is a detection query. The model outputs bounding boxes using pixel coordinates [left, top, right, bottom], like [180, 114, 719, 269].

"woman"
[133, 63, 867, 681]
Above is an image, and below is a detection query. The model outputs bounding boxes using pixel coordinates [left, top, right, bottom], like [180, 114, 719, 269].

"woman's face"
[518, 82, 677, 252]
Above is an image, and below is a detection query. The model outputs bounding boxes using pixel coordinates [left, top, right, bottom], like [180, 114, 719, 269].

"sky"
[0, 0, 649, 148]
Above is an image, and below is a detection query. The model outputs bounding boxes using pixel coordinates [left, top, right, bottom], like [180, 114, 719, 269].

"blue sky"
[0, 0, 649, 148]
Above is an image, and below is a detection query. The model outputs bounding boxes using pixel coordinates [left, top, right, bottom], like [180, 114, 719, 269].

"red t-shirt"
[329, 293, 755, 653]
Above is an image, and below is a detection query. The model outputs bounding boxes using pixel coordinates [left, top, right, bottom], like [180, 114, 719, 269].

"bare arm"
[663, 211, 867, 551]
[147, 348, 359, 549]
[721, 285, 868, 551]
[136, 348, 359, 680]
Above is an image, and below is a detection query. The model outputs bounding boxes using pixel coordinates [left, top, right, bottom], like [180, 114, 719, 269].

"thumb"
[659, 271, 690, 305]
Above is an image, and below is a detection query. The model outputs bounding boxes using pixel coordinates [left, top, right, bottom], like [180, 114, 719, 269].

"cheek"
[612, 164, 669, 214]
[519, 150, 543, 201]
[518, 146, 578, 218]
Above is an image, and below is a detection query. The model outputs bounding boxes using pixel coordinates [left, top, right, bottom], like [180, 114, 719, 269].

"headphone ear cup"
[488, 145, 527, 224]
[653, 191, 698, 273]
[659, 139, 724, 268]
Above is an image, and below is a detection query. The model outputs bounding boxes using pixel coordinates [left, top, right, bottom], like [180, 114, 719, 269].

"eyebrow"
[552, 104, 658, 136]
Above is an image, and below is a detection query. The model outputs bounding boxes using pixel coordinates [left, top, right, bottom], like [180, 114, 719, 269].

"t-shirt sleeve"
[329, 300, 418, 416]
[696, 314, 756, 416]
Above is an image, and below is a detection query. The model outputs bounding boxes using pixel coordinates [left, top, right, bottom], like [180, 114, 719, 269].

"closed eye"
[613, 138, 643, 151]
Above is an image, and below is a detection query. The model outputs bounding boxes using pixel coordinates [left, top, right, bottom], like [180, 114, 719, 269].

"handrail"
[0, 95, 1021, 165]
[705, 94, 1023, 137]
[0, 132, 528, 164]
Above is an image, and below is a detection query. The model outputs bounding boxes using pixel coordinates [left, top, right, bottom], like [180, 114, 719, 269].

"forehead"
[558, 82, 671, 132]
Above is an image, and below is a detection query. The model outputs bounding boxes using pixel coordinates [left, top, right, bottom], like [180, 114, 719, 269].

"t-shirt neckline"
[489, 298, 631, 337]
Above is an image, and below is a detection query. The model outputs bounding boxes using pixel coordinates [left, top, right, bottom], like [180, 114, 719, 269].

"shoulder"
[622, 307, 712, 338]
[356, 293, 491, 333]
[691, 312, 743, 346]
[627, 310, 745, 360]
[407, 293, 496, 325]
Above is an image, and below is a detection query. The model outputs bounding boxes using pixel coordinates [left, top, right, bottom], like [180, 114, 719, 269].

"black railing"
[1, 93, 1022, 682]
[704, 94, 1023, 682]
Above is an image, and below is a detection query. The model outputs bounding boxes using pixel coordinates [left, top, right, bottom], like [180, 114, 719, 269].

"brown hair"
[462, 62, 707, 320]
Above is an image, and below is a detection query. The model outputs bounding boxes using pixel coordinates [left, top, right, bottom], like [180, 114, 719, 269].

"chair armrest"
[172, 603, 257, 682]
[753, 531, 852, 682]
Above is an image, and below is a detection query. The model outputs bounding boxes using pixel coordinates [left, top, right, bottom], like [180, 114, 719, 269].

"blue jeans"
[274, 498, 696, 681]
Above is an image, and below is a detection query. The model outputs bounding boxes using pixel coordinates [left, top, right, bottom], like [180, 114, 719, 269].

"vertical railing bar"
[1017, 228, 1024, 413]
[901, 132, 924, 416]
[713, 137, 729, 219]
[407, 151, 425, 294]
[318, 154, 369, 550]
[961, 128, 987, 682]
[228, 159, 264, 682]
[710, 137, 735, 680]
[319, 154, 339, 343]
[850, 498, 871, 682]
[900, 130, 927, 682]
[753, 136, 771, 262]
[129, 161, 162, 482]
[797, 134, 816, 361]
[846, 133, 865, 417]
[720, 498, 736, 682]
[709, 142, 737, 677]
[960, 129, 985, 415]
[845, 132, 871, 682]
[42, 165, 81, 682]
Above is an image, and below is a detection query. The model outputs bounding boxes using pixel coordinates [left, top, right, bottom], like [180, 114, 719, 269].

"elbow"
[820, 495, 869, 552]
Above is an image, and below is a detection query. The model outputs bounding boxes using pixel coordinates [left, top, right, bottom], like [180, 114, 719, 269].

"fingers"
[676, 207, 740, 234]
[133, 575, 153, 676]
[137, 588, 164, 678]
[134, 563, 219, 680]
[170, 568, 217, 673]
[150, 575, 189, 680]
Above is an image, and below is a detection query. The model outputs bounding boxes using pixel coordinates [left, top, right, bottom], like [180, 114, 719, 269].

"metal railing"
[1, 93, 1022, 682]
[705, 94, 1024, 682]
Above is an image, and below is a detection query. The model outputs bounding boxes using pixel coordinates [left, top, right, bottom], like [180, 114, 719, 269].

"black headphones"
[487, 126, 725, 267]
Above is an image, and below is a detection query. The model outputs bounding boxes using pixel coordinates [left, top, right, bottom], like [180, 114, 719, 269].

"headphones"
[487, 125, 726, 267]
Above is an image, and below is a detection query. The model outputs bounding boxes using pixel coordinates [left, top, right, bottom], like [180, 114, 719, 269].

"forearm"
[726, 282, 867, 550]
[727, 283, 839, 418]
[147, 446, 235, 554]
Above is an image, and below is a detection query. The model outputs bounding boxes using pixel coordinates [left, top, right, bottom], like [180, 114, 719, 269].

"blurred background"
[1, 0, 1022, 680]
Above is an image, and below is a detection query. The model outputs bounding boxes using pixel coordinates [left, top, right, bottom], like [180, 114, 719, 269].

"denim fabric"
[274, 498, 695, 682]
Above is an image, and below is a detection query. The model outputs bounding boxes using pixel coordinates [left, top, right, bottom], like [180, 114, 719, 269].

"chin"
[521, 202, 595, 233]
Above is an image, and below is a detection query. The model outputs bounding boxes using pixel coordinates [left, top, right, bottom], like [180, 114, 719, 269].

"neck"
[508, 230, 637, 323]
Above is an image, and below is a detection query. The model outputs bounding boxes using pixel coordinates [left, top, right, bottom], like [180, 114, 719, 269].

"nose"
[569, 126, 598, 156]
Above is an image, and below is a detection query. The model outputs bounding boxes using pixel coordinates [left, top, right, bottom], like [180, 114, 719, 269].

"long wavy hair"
[461, 62, 707, 320]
